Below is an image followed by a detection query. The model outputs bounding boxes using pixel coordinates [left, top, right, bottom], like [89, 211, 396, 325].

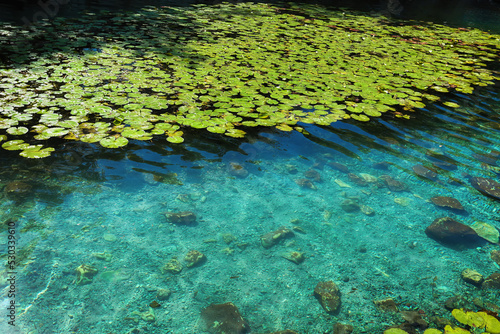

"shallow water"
[1, 2, 500, 334]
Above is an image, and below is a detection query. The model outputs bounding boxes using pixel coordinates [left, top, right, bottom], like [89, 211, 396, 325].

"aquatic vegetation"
[0, 2, 499, 157]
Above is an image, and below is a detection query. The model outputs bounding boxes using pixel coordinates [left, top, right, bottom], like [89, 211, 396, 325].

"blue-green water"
[0, 84, 499, 333]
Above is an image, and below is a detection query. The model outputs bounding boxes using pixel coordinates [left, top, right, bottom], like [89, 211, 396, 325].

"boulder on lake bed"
[314, 281, 341, 314]
[295, 178, 317, 190]
[412, 164, 438, 181]
[166, 211, 197, 225]
[430, 196, 465, 212]
[328, 162, 349, 173]
[200, 302, 250, 334]
[379, 175, 409, 192]
[261, 226, 294, 248]
[425, 217, 482, 247]
[470, 177, 500, 201]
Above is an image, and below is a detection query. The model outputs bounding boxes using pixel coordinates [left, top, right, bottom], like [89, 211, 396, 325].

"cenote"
[0, 0, 500, 333]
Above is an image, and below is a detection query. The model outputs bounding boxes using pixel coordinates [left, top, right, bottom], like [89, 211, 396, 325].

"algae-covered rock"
[470, 177, 500, 201]
[281, 251, 305, 264]
[430, 196, 465, 211]
[425, 217, 480, 247]
[314, 281, 341, 314]
[379, 175, 409, 192]
[373, 298, 399, 312]
[166, 211, 197, 225]
[261, 227, 294, 248]
[184, 250, 206, 268]
[162, 258, 183, 274]
[461, 268, 484, 286]
[75, 264, 98, 285]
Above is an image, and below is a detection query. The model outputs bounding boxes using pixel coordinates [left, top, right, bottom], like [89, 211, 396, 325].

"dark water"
[1, 0, 500, 33]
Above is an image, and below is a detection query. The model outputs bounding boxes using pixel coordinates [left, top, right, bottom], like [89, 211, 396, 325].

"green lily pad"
[19, 145, 55, 158]
[100, 136, 129, 148]
[2, 140, 30, 151]
[6, 126, 29, 135]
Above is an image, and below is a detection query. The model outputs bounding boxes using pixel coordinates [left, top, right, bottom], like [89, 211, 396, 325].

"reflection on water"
[0, 83, 499, 333]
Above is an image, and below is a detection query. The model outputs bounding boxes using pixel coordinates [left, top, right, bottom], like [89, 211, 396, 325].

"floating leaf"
[99, 136, 129, 148]
[2, 140, 30, 151]
[6, 126, 29, 135]
[443, 102, 460, 108]
[19, 145, 55, 158]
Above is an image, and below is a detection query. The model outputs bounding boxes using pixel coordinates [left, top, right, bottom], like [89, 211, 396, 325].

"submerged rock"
[348, 173, 368, 186]
[314, 281, 341, 314]
[156, 288, 171, 301]
[328, 162, 349, 173]
[261, 227, 294, 249]
[75, 264, 98, 285]
[482, 273, 500, 289]
[425, 217, 480, 247]
[184, 250, 206, 268]
[166, 211, 197, 225]
[359, 173, 378, 183]
[360, 204, 375, 216]
[470, 177, 500, 201]
[373, 298, 399, 312]
[200, 302, 250, 334]
[281, 251, 305, 264]
[228, 162, 249, 178]
[304, 169, 321, 182]
[491, 250, 500, 266]
[379, 175, 409, 192]
[295, 178, 316, 190]
[162, 258, 183, 274]
[412, 164, 438, 181]
[4, 180, 32, 195]
[461, 268, 484, 286]
[333, 323, 354, 334]
[430, 196, 465, 211]
[341, 199, 360, 213]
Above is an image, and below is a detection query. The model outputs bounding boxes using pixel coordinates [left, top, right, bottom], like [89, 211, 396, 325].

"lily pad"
[100, 136, 129, 148]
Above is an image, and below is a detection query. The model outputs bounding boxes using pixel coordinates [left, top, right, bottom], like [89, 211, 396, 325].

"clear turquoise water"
[0, 83, 499, 333]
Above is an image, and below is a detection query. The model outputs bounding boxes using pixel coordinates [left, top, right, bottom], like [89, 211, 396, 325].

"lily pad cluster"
[0, 2, 499, 157]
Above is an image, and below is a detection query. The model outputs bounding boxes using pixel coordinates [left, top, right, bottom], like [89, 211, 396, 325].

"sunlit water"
[1, 2, 500, 334]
